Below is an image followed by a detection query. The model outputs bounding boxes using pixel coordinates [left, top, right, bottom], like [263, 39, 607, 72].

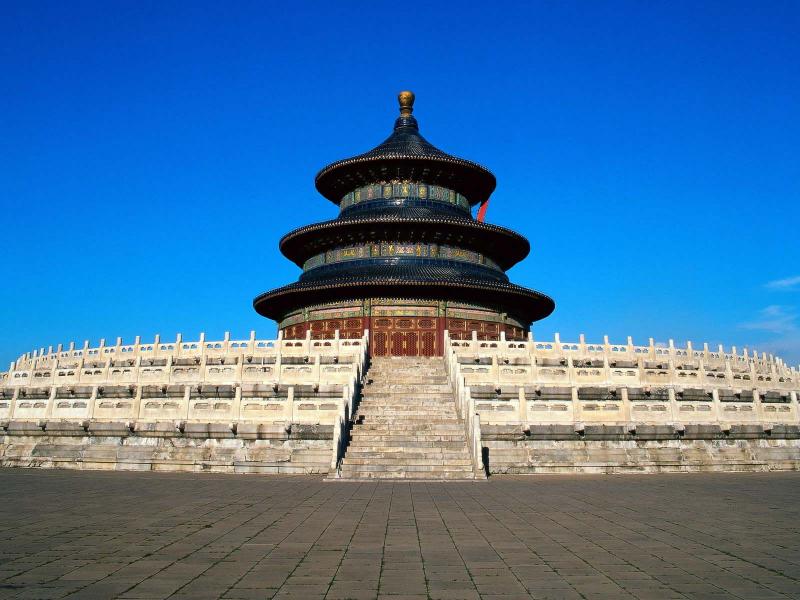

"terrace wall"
[0, 331, 368, 474]
[444, 332, 800, 473]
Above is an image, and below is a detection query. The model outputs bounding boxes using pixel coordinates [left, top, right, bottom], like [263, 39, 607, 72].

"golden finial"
[398, 90, 415, 116]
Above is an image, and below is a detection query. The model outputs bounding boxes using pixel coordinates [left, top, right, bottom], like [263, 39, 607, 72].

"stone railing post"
[286, 386, 295, 424]
[8, 387, 19, 419]
[517, 386, 527, 427]
[232, 385, 243, 424]
[329, 383, 349, 474]
[330, 415, 341, 472]
[87, 386, 98, 420]
[44, 385, 57, 419]
[620, 387, 632, 424]
[668, 387, 680, 425]
[183, 385, 191, 422]
[134, 384, 145, 422]
[711, 388, 723, 428]
[473, 410, 483, 476]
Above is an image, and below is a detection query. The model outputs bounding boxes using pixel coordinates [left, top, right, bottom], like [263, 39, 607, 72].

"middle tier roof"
[279, 214, 531, 271]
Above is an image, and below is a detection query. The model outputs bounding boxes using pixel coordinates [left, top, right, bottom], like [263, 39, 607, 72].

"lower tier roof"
[253, 277, 554, 325]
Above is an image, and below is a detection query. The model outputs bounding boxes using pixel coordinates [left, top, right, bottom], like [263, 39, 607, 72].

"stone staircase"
[338, 356, 483, 480]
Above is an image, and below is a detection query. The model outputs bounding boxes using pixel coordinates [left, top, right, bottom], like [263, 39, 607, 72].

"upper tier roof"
[315, 91, 496, 206]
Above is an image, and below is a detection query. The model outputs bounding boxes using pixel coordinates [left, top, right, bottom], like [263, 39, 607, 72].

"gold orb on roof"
[398, 90, 415, 116]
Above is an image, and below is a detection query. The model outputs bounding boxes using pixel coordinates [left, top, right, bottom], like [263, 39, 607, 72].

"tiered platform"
[1, 331, 799, 475]
[0, 332, 368, 473]
[445, 332, 800, 473]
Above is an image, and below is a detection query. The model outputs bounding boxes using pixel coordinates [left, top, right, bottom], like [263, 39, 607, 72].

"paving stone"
[0, 470, 799, 599]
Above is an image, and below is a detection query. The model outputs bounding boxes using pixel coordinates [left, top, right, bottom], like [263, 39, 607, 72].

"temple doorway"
[371, 317, 439, 356]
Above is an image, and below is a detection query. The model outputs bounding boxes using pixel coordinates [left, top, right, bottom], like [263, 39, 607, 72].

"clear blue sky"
[1, 1, 798, 368]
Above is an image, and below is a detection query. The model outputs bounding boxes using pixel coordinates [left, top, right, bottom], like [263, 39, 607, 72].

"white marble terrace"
[444, 331, 800, 431]
[1, 329, 798, 433]
[0, 331, 368, 433]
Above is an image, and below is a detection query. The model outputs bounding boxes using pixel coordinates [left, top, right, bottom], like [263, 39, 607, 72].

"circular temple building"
[253, 92, 554, 356]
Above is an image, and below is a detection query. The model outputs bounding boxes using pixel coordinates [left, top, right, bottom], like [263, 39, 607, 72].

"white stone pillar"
[518, 386, 527, 427]
[286, 386, 295, 424]
[183, 385, 192, 422]
[44, 385, 57, 418]
[711, 388, 723, 426]
[620, 387, 632, 424]
[87, 386, 98, 420]
[668, 387, 680, 425]
[133, 384, 144, 422]
[232, 385, 242, 424]
[8, 387, 19, 419]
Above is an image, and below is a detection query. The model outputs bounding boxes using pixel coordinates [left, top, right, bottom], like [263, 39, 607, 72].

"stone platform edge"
[2, 428, 799, 475]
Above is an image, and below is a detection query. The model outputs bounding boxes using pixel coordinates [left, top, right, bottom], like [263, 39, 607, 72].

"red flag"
[476, 197, 490, 222]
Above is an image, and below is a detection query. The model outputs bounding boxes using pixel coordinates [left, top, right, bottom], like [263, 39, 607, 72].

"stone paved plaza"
[0, 470, 798, 600]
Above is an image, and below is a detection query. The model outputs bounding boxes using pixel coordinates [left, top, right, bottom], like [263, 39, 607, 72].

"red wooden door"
[373, 331, 388, 356]
[390, 331, 405, 355]
[421, 331, 436, 356]
[406, 331, 419, 356]
[371, 316, 441, 356]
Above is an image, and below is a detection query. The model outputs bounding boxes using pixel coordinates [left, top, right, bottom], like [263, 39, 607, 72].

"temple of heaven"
[253, 91, 554, 356]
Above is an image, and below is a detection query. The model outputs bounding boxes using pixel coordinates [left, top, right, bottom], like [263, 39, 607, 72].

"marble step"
[362, 392, 452, 399]
[345, 437, 466, 448]
[360, 398, 454, 405]
[353, 423, 464, 430]
[361, 398, 454, 403]
[357, 407, 457, 412]
[355, 416, 459, 423]
[366, 373, 447, 379]
[359, 395, 454, 402]
[352, 430, 463, 437]
[358, 399, 456, 405]
[340, 464, 476, 474]
[344, 456, 472, 463]
[367, 370, 447, 376]
[351, 431, 465, 437]
[343, 449, 471, 458]
[342, 458, 474, 467]
[358, 399, 455, 404]
[364, 385, 451, 393]
[356, 409, 461, 425]
[350, 435, 468, 443]
[357, 405, 455, 411]
[358, 402, 456, 418]
[337, 473, 478, 480]
[359, 396, 456, 411]
[344, 448, 471, 457]
[339, 467, 476, 477]
[368, 371, 446, 376]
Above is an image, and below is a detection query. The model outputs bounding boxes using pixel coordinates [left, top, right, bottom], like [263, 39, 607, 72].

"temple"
[1, 93, 798, 478]
[253, 92, 554, 356]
